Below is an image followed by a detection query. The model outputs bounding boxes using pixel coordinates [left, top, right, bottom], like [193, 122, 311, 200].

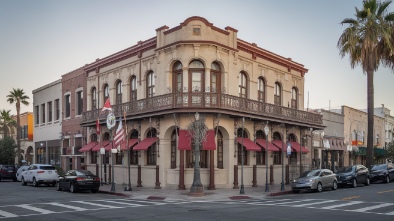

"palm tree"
[0, 109, 17, 138]
[337, 0, 394, 169]
[6, 88, 30, 164]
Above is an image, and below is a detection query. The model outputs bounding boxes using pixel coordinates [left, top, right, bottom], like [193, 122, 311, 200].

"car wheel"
[70, 183, 77, 193]
[386, 176, 390, 183]
[33, 178, 38, 187]
[352, 179, 357, 188]
[365, 177, 370, 186]
[0, 176, 2, 182]
[56, 182, 62, 191]
[317, 182, 323, 192]
[21, 177, 27, 186]
[332, 181, 338, 190]
[91, 189, 99, 193]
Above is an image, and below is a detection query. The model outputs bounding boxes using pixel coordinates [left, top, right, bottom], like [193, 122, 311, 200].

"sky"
[1, 0, 393, 115]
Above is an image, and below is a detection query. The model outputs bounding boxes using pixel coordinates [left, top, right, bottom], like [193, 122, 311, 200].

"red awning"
[178, 130, 191, 150]
[91, 140, 111, 152]
[272, 140, 285, 150]
[289, 141, 309, 153]
[202, 130, 216, 150]
[79, 142, 98, 152]
[235, 137, 261, 151]
[133, 137, 158, 150]
[121, 139, 139, 150]
[256, 139, 280, 152]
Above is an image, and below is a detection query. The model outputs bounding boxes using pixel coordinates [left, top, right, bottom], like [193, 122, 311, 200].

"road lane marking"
[72, 201, 123, 209]
[321, 201, 363, 209]
[341, 196, 360, 200]
[0, 210, 18, 218]
[352, 203, 393, 212]
[15, 205, 55, 214]
[47, 203, 89, 211]
[291, 200, 338, 207]
[264, 199, 316, 205]
[377, 190, 394, 194]
[104, 201, 145, 207]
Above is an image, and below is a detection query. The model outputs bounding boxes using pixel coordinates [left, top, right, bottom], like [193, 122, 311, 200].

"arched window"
[258, 77, 265, 103]
[170, 130, 177, 169]
[239, 72, 247, 98]
[255, 130, 266, 165]
[189, 60, 204, 92]
[211, 62, 221, 93]
[291, 87, 298, 109]
[103, 84, 109, 103]
[173, 61, 183, 92]
[146, 71, 155, 98]
[116, 81, 122, 104]
[91, 87, 97, 109]
[129, 130, 139, 165]
[237, 128, 248, 165]
[90, 133, 98, 164]
[130, 76, 137, 102]
[102, 132, 110, 164]
[216, 130, 223, 169]
[147, 128, 157, 165]
[274, 82, 281, 106]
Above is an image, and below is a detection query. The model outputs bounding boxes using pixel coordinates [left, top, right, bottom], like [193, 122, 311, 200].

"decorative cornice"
[225, 26, 238, 33]
[156, 25, 169, 32]
[163, 16, 230, 36]
[155, 40, 237, 54]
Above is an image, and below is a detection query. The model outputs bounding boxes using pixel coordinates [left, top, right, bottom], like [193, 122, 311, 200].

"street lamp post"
[264, 121, 269, 192]
[280, 123, 285, 191]
[110, 137, 116, 192]
[240, 117, 245, 194]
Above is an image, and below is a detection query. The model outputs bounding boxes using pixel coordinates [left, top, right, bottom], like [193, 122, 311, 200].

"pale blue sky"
[1, 0, 393, 115]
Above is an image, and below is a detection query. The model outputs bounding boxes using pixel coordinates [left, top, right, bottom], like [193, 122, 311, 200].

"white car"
[16, 166, 30, 182]
[21, 164, 58, 187]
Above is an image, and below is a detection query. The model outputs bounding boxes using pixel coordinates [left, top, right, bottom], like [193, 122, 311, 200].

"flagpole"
[99, 118, 103, 186]
[124, 111, 132, 191]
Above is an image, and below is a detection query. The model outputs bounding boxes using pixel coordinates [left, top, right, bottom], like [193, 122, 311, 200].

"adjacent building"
[11, 112, 34, 165]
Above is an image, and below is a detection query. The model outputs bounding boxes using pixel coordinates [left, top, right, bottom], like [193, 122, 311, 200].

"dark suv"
[0, 165, 17, 182]
[336, 164, 370, 188]
[370, 163, 394, 183]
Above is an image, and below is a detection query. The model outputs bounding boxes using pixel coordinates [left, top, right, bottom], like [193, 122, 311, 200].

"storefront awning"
[177, 130, 216, 150]
[235, 137, 261, 151]
[121, 139, 139, 150]
[289, 141, 309, 153]
[272, 140, 284, 151]
[133, 137, 158, 151]
[79, 142, 98, 152]
[256, 139, 280, 152]
[91, 140, 111, 152]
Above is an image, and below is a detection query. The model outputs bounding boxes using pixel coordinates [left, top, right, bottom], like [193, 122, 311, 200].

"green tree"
[0, 109, 17, 138]
[384, 142, 394, 162]
[6, 88, 30, 164]
[0, 137, 16, 165]
[337, 0, 394, 169]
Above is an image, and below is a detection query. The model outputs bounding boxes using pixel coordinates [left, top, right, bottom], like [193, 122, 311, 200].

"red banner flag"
[101, 97, 112, 112]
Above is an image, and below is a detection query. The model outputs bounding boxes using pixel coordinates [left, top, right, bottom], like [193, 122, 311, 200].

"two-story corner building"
[60, 67, 87, 171]
[309, 109, 346, 172]
[341, 106, 385, 165]
[32, 79, 62, 166]
[11, 112, 34, 165]
[80, 16, 324, 189]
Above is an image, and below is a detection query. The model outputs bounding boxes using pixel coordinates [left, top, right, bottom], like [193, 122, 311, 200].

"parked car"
[0, 165, 17, 182]
[16, 166, 30, 182]
[336, 164, 370, 187]
[370, 163, 394, 183]
[291, 169, 338, 193]
[21, 164, 58, 187]
[56, 170, 100, 193]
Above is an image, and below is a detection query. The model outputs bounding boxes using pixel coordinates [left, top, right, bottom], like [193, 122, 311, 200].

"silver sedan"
[291, 169, 338, 193]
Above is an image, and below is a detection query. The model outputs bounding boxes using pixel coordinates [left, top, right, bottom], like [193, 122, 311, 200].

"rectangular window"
[24, 125, 28, 139]
[63, 139, 70, 148]
[237, 146, 247, 165]
[35, 106, 39, 125]
[65, 95, 70, 118]
[171, 137, 176, 169]
[273, 151, 282, 165]
[186, 150, 208, 168]
[115, 152, 123, 164]
[147, 145, 157, 165]
[55, 99, 60, 120]
[130, 151, 138, 165]
[256, 151, 266, 165]
[47, 101, 52, 122]
[41, 104, 45, 123]
[77, 91, 83, 115]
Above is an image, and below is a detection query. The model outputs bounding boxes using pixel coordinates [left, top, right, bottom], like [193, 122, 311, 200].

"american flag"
[114, 117, 125, 148]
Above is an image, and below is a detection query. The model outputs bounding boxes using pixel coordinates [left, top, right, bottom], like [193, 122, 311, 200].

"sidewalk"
[98, 183, 293, 201]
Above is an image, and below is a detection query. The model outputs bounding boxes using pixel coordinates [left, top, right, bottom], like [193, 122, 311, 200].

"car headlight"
[293, 179, 297, 183]
[345, 176, 353, 179]
[379, 172, 386, 176]
[308, 179, 315, 183]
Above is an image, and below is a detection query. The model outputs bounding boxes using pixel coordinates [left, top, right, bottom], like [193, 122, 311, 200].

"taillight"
[95, 177, 100, 181]
[37, 171, 45, 174]
[76, 177, 86, 181]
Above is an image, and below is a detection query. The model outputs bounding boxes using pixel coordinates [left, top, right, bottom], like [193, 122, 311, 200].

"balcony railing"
[82, 92, 322, 125]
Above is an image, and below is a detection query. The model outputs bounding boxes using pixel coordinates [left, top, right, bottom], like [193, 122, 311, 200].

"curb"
[266, 190, 293, 197]
[98, 190, 131, 197]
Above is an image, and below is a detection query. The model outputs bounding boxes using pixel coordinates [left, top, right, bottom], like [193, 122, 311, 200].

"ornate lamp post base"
[189, 186, 205, 196]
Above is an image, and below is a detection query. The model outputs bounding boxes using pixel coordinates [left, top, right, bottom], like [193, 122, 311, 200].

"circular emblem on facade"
[106, 113, 116, 130]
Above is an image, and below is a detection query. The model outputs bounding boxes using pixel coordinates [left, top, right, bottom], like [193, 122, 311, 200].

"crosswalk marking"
[47, 203, 89, 211]
[72, 201, 123, 209]
[291, 200, 338, 207]
[384, 211, 394, 215]
[104, 200, 144, 207]
[265, 199, 316, 205]
[352, 203, 393, 212]
[320, 201, 363, 209]
[0, 210, 17, 218]
[15, 205, 55, 214]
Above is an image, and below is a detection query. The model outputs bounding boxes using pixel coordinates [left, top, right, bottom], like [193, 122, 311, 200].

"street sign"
[100, 147, 105, 155]
[287, 143, 291, 155]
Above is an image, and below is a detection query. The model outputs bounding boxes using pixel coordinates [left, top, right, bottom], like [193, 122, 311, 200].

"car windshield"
[75, 170, 94, 176]
[300, 170, 321, 177]
[338, 166, 354, 173]
[3, 166, 14, 169]
[39, 166, 56, 170]
[371, 164, 387, 170]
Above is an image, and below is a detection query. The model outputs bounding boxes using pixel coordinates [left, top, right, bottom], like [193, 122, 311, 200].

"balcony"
[82, 92, 323, 126]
